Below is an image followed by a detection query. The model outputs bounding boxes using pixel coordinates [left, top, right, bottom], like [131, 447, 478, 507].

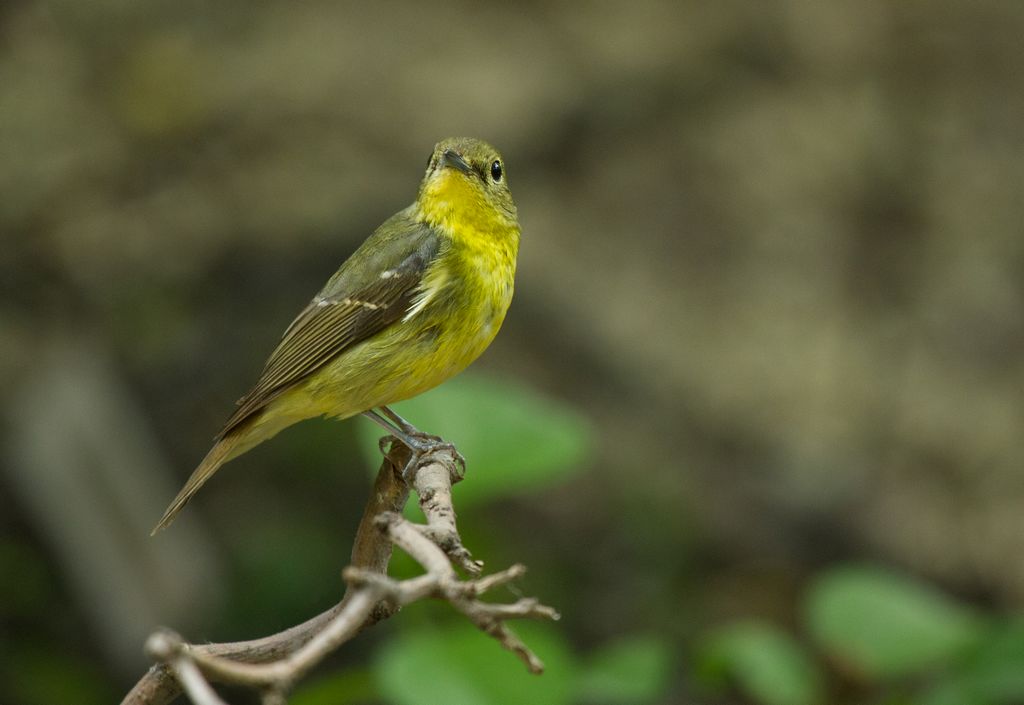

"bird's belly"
[300, 294, 506, 419]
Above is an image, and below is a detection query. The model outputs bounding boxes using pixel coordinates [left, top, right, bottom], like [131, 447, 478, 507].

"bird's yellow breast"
[396, 201, 519, 389]
[292, 197, 519, 420]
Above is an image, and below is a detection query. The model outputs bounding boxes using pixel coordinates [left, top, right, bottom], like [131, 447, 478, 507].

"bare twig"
[122, 448, 410, 705]
[123, 438, 557, 704]
[146, 632, 228, 705]
[404, 447, 482, 575]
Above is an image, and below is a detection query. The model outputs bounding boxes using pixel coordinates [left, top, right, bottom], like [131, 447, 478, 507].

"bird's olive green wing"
[217, 210, 442, 438]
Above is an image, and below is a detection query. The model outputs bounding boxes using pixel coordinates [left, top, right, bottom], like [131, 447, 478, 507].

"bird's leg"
[361, 409, 407, 447]
[378, 406, 442, 441]
[361, 408, 465, 481]
[378, 407, 465, 474]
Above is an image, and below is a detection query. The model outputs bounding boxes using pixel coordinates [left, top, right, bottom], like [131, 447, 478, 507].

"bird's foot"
[399, 433, 466, 484]
[363, 407, 466, 483]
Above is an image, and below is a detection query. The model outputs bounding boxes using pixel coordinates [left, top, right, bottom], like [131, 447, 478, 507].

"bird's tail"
[151, 433, 245, 535]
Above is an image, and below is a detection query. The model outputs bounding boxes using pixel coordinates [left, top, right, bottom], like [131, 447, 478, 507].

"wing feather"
[216, 214, 442, 438]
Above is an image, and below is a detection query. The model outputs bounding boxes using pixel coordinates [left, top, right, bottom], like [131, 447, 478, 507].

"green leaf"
[805, 565, 986, 680]
[374, 621, 576, 705]
[577, 635, 675, 704]
[357, 374, 592, 506]
[291, 668, 378, 705]
[696, 621, 823, 705]
[922, 617, 1024, 705]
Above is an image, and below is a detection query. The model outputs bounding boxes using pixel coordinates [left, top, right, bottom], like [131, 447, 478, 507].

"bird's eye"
[490, 160, 503, 182]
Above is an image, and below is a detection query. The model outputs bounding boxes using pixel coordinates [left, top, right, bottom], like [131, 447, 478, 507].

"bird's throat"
[417, 171, 518, 244]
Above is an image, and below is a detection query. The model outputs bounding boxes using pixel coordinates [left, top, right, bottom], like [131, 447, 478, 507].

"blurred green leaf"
[357, 374, 592, 506]
[696, 621, 823, 705]
[922, 617, 1024, 705]
[577, 634, 675, 704]
[374, 621, 576, 705]
[291, 667, 378, 705]
[806, 565, 986, 680]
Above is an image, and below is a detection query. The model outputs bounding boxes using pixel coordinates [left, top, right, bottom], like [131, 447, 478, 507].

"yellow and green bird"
[153, 137, 520, 533]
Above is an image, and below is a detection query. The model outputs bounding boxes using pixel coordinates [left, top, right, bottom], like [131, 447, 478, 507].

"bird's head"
[416, 137, 518, 235]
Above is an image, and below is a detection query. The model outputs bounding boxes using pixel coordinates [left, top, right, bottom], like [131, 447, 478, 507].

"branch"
[123, 440, 558, 705]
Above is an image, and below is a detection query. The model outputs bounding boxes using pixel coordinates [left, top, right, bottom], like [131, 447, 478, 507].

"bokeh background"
[3, 1, 1024, 704]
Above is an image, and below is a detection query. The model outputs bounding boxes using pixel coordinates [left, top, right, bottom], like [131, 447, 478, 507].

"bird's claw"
[400, 439, 466, 484]
[366, 409, 465, 484]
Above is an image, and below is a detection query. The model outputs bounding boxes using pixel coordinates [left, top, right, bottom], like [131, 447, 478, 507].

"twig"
[409, 449, 484, 575]
[123, 438, 558, 704]
[122, 447, 410, 705]
[145, 631, 228, 705]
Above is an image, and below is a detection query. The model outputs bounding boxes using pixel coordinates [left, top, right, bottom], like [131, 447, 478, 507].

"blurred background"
[3, 1, 1024, 704]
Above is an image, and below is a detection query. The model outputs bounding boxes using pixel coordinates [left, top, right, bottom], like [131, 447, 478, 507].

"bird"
[153, 137, 520, 534]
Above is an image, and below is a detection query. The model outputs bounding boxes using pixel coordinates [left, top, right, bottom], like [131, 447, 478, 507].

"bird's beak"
[440, 149, 474, 176]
